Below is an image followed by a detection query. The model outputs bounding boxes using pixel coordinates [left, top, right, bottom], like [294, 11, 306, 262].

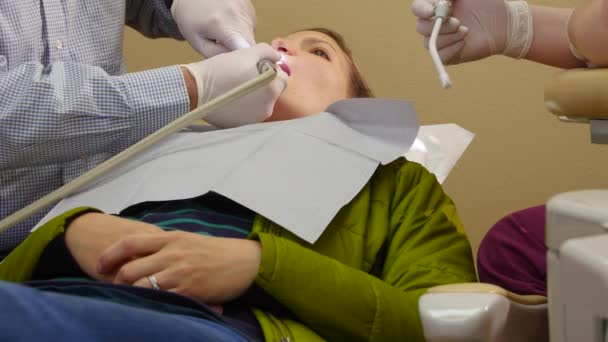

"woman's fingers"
[113, 252, 171, 286]
[97, 233, 170, 275]
[132, 269, 179, 291]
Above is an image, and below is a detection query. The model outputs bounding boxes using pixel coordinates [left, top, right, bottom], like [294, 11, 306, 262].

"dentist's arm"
[126, 0, 182, 39]
[0, 62, 190, 170]
[0, 45, 286, 169]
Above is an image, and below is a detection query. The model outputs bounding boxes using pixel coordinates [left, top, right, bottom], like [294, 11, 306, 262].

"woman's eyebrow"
[300, 37, 338, 53]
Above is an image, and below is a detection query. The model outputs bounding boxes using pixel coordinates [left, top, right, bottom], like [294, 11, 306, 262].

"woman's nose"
[271, 38, 295, 56]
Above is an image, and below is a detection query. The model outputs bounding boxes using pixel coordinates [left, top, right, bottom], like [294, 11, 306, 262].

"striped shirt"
[0, 1, 192, 251]
[121, 192, 256, 238]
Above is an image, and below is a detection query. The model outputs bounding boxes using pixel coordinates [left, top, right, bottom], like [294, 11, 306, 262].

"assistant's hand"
[97, 231, 262, 304]
[183, 43, 288, 128]
[412, 0, 532, 64]
[171, 0, 256, 57]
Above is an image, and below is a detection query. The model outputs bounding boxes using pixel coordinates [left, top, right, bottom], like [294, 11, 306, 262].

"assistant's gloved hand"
[411, 0, 534, 64]
[183, 43, 288, 128]
[171, 0, 256, 57]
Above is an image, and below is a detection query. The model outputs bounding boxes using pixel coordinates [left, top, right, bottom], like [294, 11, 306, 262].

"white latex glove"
[171, 0, 256, 57]
[412, 0, 533, 64]
[183, 43, 288, 128]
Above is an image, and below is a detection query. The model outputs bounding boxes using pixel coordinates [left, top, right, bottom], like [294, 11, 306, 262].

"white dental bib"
[36, 99, 419, 243]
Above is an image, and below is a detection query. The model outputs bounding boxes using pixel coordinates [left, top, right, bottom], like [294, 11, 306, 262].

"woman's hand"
[96, 231, 262, 304]
[65, 213, 163, 281]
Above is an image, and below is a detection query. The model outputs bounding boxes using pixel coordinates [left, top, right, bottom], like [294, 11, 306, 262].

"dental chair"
[419, 282, 548, 342]
[544, 69, 608, 342]
[544, 68, 608, 144]
[419, 68, 608, 342]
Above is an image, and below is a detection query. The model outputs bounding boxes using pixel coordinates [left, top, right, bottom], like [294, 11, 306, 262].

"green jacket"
[0, 158, 476, 341]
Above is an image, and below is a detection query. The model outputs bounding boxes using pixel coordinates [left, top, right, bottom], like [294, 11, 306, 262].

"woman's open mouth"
[277, 53, 291, 76]
[277, 61, 291, 76]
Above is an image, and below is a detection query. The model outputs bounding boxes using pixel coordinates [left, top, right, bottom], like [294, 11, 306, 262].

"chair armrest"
[419, 283, 548, 342]
[427, 283, 547, 305]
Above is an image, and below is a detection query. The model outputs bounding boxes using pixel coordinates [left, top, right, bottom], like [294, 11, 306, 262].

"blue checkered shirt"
[0, 1, 192, 251]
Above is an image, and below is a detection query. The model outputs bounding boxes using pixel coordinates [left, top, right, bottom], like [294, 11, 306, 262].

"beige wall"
[124, 0, 607, 259]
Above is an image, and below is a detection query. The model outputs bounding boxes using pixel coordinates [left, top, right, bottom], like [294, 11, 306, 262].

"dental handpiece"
[430, 0, 453, 89]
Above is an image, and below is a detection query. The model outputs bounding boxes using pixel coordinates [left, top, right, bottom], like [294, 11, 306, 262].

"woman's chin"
[264, 113, 295, 122]
[265, 100, 320, 122]
[264, 104, 299, 122]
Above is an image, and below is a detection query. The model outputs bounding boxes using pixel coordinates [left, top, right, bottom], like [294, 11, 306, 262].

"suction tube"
[430, 0, 453, 89]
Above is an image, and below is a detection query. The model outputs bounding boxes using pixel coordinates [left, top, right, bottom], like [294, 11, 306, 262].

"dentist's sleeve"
[125, 0, 183, 39]
[251, 163, 477, 341]
[0, 62, 189, 169]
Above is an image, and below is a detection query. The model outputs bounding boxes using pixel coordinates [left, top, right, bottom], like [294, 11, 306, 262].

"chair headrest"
[545, 68, 608, 120]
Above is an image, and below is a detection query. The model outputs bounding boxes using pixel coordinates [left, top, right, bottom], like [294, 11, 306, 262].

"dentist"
[0, 0, 288, 252]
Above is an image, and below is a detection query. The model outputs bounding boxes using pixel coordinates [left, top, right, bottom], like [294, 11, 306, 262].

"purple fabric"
[477, 205, 547, 296]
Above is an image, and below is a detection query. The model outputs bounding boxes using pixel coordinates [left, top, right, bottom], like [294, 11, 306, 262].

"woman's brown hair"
[304, 28, 374, 98]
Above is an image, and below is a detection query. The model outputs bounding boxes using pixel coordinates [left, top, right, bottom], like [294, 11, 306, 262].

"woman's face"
[266, 31, 352, 122]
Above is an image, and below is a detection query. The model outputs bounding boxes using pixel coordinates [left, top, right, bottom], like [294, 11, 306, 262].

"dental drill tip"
[440, 76, 452, 89]
[257, 59, 276, 74]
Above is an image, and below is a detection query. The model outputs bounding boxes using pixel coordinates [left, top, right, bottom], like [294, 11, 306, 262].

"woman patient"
[0, 29, 476, 342]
